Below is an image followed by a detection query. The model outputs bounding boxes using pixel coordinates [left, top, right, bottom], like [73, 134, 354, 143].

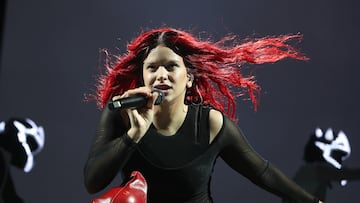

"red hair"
[91, 27, 307, 119]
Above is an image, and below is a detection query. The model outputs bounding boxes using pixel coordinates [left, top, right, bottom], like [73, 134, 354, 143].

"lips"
[154, 84, 171, 90]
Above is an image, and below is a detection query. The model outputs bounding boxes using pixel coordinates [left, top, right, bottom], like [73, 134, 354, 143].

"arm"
[84, 87, 158, 194]
[83, 105, 137, 194]
[216, 115, 320, 203]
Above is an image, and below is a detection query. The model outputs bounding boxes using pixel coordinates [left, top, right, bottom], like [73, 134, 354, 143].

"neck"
[153, 101, 188, 135]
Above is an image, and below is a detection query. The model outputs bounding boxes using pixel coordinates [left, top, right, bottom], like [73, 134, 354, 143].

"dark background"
[1, 0, 359, 202]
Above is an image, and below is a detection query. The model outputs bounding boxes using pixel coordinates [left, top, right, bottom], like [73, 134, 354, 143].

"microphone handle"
[108, 89, 164, 111]
[109, 96, 147, 110]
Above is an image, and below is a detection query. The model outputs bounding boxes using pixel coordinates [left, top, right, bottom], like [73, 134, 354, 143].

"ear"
[186, 74, 194, 88]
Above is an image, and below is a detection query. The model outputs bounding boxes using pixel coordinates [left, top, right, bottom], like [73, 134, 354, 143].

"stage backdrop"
[0, 0, 359, 202]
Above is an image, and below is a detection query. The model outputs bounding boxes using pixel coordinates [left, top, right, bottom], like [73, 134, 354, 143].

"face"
[142, 45, 192, 104]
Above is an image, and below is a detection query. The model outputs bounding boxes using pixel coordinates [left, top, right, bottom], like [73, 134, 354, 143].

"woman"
[84, 27, 323, 203]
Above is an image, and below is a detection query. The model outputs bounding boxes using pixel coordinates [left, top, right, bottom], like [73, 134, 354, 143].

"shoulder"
[208, 108, 223, 143]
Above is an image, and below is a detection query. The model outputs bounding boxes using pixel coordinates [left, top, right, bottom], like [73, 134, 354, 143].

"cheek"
[142, 72, 154, 86]
[174, 72, 188, 83]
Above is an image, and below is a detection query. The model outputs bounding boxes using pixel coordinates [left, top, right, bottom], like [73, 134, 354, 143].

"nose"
[156, 66, 168, 81]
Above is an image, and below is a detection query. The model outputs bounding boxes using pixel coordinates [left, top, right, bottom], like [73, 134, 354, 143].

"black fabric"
[83, 107, 137, 193]
[217, 117, 319, 203]
[136, 105, 209, 167]
[122, 105, 215, 203]
[84, 104, 319, 203]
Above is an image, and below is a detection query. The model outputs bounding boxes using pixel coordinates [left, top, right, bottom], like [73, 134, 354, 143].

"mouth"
[153, 84, 171, 91]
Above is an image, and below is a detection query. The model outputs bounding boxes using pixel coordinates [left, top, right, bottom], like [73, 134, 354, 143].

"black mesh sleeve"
[83, 105, 137, 194]
[218, 116, 319, 203]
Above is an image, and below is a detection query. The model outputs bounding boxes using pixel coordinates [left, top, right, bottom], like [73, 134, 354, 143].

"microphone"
[108, 89, 164, 111]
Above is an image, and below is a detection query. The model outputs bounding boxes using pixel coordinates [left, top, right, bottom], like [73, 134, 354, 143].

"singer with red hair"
[84, 27, 323, 203]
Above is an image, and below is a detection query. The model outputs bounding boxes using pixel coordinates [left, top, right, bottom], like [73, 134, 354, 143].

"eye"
[146, 65, 157, 71]
[166, 63, 178, 70]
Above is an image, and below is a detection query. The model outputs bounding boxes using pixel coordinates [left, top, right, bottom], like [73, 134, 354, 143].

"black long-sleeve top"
[84, 104, 319, 203]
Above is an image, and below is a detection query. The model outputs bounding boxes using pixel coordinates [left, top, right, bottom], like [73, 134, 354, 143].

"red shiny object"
[92, 171, 147, 203]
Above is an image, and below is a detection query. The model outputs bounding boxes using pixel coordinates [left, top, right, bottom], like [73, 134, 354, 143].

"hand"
[112, 87, 159, 142]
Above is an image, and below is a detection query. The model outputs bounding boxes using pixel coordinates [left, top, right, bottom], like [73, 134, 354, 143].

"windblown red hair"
[91, 27, 307, 119]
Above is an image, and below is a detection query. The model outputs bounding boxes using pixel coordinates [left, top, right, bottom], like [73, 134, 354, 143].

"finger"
[127, 87, 152, 96]
[145, 91, 159, 109]
[132, 108, 143, 119]
[112, 95, 122, 101]
[124, 87, 153, 99]
[112, 88, 146, 101]
[126, 109, 136, 126]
